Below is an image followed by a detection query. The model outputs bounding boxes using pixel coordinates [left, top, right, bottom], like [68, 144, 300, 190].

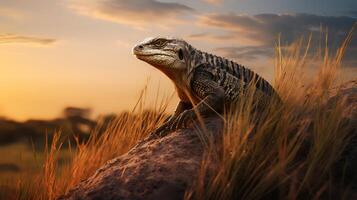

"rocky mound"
[59, 118, 223, 200]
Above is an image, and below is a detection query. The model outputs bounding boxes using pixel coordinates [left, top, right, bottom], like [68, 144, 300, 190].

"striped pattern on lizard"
[133, 37, 280, 138]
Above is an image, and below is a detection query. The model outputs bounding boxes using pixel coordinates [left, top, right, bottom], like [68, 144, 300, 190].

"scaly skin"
[133, 37, 280, 138]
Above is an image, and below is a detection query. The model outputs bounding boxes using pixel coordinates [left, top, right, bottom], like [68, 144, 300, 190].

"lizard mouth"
[135, 53, 173, 58]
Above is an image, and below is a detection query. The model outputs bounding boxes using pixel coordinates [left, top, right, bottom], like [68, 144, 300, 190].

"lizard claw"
[147, 121, 173, 140]
[171, 110, 195, 130]
[146, 110, 196, 142]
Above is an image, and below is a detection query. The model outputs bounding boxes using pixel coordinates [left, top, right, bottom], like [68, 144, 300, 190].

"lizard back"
[187, 47, 278, 100]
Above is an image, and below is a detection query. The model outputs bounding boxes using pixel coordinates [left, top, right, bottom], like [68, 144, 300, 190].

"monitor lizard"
[133, 37, 280, 139]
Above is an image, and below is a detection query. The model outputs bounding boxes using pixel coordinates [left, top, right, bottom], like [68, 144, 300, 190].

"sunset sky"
[0, 0, 356, 121]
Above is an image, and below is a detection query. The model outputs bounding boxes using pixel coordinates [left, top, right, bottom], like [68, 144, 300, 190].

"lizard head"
[133, 37, 190, 72]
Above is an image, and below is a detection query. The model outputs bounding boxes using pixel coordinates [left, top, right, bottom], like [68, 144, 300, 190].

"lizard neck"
[185, 48, 216, 87]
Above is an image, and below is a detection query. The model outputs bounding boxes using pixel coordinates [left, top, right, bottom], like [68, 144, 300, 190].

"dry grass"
[185, 26, 356, 200]
[0, 27, 356, 199]
[0, 87, 170, 200]
[59, 88, 171, 194]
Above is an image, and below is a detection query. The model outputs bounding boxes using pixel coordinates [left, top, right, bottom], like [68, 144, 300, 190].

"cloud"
[70, 0, 194, 27]
[0, 34, 56, 45]
[202, 0, 224, 5]
[198, 13, 357, 45]
[194, 13, 357, 66]
[186, 32, 236, 41]
[214, 45, 274, 60]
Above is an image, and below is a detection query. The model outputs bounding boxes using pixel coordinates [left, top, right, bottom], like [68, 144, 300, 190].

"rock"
[58, 117, 223, 200]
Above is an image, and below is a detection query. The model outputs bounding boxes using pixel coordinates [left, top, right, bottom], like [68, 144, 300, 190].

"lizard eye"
[153, 39, 167, 47]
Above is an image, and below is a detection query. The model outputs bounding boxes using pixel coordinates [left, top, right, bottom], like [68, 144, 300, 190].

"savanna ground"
[0, 27, 356, 199]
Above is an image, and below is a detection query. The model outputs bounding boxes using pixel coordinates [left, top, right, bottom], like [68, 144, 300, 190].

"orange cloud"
[70, 0, 194, 28]
[186, 32, 235, 41]
[0, 34, 56, 45]
[203, 0, 224, 5]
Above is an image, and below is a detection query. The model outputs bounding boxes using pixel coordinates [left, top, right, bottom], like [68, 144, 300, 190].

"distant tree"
[63, 107, 91, 119]
[63, 107, 96, 137]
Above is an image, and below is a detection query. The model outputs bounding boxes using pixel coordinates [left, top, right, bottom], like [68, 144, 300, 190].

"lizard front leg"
[149, 100, 192, 139]
[170, 69, 225, 130]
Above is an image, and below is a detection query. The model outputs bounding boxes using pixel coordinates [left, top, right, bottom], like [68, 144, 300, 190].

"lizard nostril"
[138, 45, 143, 49]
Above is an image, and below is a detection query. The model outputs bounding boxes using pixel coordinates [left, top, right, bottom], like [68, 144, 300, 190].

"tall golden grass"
[185, 25, 356, 200]
[0, 26, 356, 199]
[0, 87, 170, 200]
